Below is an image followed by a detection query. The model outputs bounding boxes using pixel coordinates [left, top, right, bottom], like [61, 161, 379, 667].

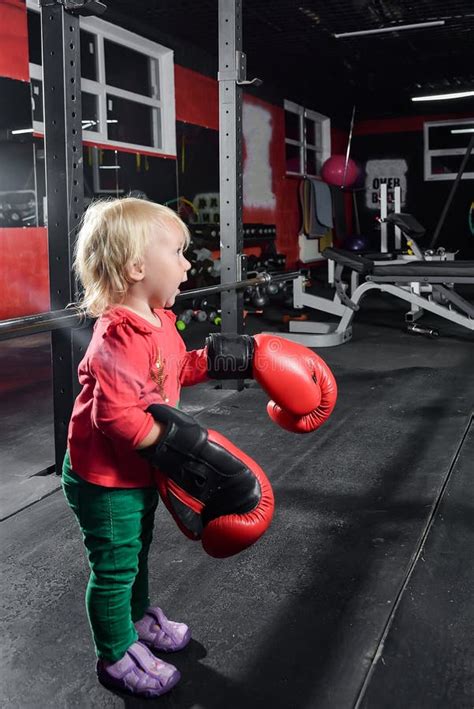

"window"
[80, 30, 98, 82]
[26, 3, 176, 157]
[81, 92, 100, 132]
[104, 40, 158, 98]
[27, 9, 41, 65]
[284, 100, 330, 177]
[106, 94, 158, 147]
[424, 119, 474, 181]
[31, 78, 43, 123]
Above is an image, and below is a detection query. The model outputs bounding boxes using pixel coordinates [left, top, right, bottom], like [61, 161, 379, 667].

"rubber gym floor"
[1, 294, 473, 709]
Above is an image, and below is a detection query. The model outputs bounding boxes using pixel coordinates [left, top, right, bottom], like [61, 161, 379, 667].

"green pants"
[61, 450, 159, 662]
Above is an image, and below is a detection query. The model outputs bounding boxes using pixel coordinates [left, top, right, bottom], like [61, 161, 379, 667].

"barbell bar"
[0, 270, 301, 341]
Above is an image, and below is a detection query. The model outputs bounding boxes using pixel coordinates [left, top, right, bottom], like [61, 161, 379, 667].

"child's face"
[144, 222, 191, 308]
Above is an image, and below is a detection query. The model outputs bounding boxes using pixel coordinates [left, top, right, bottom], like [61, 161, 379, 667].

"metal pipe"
[342, 104, 356, 189]
[176, 270, 300, 301]
[0, 309, 85, 341]
[0, 271, 301, 341]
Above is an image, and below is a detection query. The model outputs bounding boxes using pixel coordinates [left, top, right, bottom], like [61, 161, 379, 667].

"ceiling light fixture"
[334, 20, 445, 38]
[451, 128, 474, 133]
[11, 128, 34, 134]
[412, 90, 474, 102]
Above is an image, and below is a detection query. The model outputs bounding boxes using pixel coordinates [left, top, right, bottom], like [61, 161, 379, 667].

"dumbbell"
[244, 286, 254, 303]
[406, 323, 439, 338]
[191, 297, 209, 310]
[176, 309, 193, 331]
[252, 286, 269, 308]
[193, 309, 208, 323]
[196, 259, 214, 276]
[208, 310, 222, 326]
[209, 259, 221, 278]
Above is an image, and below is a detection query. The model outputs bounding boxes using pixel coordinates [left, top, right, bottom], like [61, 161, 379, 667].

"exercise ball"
[343, 234, 369, 252]
[321, 155, 359, 188]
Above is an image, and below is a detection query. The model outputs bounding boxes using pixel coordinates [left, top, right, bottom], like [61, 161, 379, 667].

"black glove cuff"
[138, 404, 207, 470]
[206, 333, 254, 380]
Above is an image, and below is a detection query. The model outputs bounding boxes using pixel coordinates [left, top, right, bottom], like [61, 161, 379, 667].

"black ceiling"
[103, 0, 474, 124]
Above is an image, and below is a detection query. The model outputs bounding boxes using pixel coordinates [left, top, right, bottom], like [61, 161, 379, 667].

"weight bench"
[285, 248, 474, 347]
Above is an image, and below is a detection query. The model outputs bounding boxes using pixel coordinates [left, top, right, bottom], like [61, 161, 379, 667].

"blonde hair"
[72, 197, 190, 317]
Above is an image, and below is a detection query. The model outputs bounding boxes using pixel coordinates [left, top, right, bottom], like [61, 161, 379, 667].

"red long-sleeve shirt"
[67, 306, 209, 488]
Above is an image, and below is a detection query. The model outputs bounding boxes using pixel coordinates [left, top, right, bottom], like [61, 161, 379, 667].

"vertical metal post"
[394, 185, 402, 250]
[41, 1, 85, 472]
[218, 0, 245, 348]
[379, 182, 388, 252]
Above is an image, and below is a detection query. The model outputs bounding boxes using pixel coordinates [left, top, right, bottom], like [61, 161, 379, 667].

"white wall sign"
[365, 159, 408, 210]
[243, 102, 276, 210]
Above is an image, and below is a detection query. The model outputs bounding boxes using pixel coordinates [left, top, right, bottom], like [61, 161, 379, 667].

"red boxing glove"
[140, 405, 274, 558]
[252, 334, 337, 434]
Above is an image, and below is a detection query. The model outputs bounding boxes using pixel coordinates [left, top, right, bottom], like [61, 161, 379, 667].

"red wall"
[175, 65, 219, 130]
[0, 2, 42, 319]
[175, 74, 303, 267]
[0, 0, 29, 82]
[354, 113, 474, 135]
[242, 93, 301, 267]
[0, 228, 50, 319]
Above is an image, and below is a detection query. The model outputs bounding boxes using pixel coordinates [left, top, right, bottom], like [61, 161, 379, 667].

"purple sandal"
[96, 641, 180, 698]
[135, 606, 191, 652]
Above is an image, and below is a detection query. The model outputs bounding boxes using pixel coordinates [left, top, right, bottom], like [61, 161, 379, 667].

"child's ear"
[126, 259, 145, 283]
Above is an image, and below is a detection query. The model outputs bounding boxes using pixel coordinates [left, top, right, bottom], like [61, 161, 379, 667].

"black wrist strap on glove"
[139, 404, 261, 533]
[139, 404, 207, 475]
[206, 333, 254, 379]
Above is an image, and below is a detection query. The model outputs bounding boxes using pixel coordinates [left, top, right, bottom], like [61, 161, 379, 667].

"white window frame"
[424, 118, 474, 181]
[284, 99, 331, 177]
[27, 1, 176, 157]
